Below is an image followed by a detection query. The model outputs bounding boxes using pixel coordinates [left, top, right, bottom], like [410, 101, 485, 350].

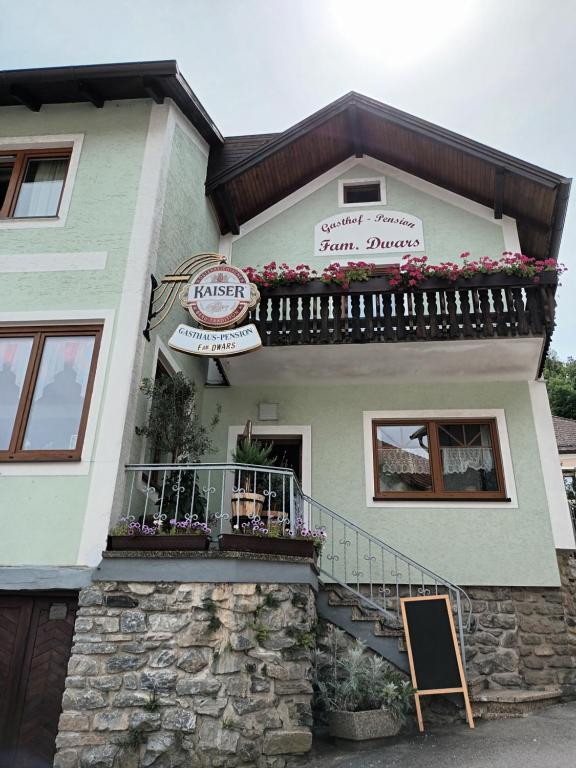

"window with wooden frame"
[372, 418, 506, 500]
[0, 148, 72, 219]
[0, 326, 102, 461]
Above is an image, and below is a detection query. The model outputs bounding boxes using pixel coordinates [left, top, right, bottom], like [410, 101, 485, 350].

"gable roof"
[553, 416, 576, 453]
[206, 91, 571, 260]
[0, 63, 569, 257]
[0, 60, 223, 147]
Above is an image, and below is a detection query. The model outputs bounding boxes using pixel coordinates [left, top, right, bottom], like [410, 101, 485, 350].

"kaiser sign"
[168, 262, 262, 357]
[314, 210, 425, 258]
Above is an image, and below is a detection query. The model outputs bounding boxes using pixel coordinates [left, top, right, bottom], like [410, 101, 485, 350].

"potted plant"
[230, 437, 275, 522]
[314, 630, 415, 741]
[107, 372, 220, 552]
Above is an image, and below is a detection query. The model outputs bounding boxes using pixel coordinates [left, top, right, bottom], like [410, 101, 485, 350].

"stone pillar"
[54, 581, 315, 768]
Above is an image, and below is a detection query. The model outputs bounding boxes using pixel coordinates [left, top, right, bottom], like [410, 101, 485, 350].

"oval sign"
[186, 264, 257, 329]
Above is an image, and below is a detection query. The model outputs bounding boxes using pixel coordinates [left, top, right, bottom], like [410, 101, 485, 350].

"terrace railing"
[246, 273, 556, 347]
[119, 462, 472, 667]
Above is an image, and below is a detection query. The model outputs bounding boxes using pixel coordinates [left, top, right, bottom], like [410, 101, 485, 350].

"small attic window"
[339, 177, 386, 207]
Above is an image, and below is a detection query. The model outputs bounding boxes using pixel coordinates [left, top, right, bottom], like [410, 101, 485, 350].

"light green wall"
[0, 101, 152, 308]
[201, 381, 559, 587]
[231, 163, 507, 270]
[125, 124, 221, 468]
[0, 101, 152, 566]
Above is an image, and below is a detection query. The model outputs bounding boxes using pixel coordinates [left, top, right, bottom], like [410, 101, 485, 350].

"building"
[554, 415, 576, 473]
[0, 61, 574, 767]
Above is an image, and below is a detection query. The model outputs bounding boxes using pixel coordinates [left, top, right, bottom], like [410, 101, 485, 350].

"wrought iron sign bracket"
[142, 253, 226, 339]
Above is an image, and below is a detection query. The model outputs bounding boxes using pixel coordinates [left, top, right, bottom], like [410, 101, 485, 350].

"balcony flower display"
[107, 518, 212, 552]
[243, 261, 375, 289]
[242, 252, 565, 290]
[387, 252, 566, 288]
[219, 514, 327, 559]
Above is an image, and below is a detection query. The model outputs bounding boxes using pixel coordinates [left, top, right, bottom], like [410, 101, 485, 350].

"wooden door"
[0, 594, 77, 768]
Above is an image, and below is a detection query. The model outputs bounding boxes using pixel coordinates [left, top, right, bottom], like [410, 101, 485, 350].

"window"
[0, 149, 71, 219]
[0, 326, 102, 461]
[339, 177, 386, 207]
[372, 418, 506, 500]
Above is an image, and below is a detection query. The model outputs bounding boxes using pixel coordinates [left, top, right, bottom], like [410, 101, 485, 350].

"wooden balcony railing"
[246, 273, 557, 346]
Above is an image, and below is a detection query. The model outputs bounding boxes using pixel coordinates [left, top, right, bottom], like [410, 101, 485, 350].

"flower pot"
[218, 533, 316, 558]
[107, 535, 211, 552]
[231, 492, 265, 521]
[327, 708, 401, 741]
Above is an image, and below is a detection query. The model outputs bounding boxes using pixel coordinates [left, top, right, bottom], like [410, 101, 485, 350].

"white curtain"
[13, 158, 67, 217]
[440, 446, 494, 474]
[0, 338, 33, 449]
[22, 336, 95, 450]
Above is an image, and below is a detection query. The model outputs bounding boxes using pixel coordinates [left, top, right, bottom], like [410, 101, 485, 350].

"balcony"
[248, 272, 556, 346]
[218, 272, 557, 385]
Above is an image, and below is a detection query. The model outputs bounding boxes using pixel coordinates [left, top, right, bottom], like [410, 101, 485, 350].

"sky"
[1, 0, 575, 357]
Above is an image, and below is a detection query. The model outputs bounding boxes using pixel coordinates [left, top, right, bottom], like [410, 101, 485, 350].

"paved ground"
[308, 702, 576, 767]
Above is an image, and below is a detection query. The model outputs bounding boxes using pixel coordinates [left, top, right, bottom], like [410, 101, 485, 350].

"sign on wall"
[314, 210, 425, 258]
[166, 260, 262, 358]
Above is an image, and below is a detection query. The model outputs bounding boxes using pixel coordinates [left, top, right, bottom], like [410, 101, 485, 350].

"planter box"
[258, 270, 557, 297]
[328, 709, 401, 741]
[218, 533, 315, 558]
[107, 535, 211, 552]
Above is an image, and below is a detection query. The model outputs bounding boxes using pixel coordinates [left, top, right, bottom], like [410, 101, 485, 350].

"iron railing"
[118, 462, 472, 667]
[246, 273, 556, 347]
[121, 463, 298, 536]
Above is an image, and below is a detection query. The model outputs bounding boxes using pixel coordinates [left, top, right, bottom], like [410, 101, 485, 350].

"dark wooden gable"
[206, 92, 570, 261]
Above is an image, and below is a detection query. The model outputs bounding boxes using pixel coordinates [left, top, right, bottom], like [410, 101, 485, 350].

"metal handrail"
[120, 462, 473, 668]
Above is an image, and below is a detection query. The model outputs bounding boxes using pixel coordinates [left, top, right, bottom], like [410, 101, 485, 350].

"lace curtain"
[440, 446, 494, 474]
[379, 447, 494, 474]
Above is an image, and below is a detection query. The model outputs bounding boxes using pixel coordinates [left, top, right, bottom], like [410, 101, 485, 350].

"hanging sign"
[169, 323, 262, 357]
[314, 210, 425, 257]
[166, 261, 262, 358]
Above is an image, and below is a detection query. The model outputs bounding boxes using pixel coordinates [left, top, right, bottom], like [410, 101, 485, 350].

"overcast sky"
[1, 0, 574, 358]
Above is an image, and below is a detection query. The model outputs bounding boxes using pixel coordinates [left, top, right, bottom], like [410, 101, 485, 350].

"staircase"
[293, 488, 472, 673]
[316, 584, 409, 672]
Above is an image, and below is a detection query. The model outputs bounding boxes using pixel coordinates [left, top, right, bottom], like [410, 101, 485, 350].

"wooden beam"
[348, 103, 363, 158]
[143, 76, 165, 104]
[10, 84, 41, 112]
[78, 80, 104, 108]
[494, 168, 506, 219]
[217, 186, 240, 235]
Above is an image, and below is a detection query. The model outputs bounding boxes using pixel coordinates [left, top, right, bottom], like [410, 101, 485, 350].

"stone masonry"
[466, 553, 576, 697]
[54, 581, 316, 768]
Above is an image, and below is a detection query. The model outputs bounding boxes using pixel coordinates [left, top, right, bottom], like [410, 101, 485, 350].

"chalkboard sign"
[400, 595, 474, 731]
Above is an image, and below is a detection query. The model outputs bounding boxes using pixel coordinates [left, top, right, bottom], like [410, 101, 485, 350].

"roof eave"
[0, 60, 224, 147]
[206, 92, 569, 191]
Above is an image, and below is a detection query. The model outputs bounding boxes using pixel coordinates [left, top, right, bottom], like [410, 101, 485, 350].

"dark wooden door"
[0, 594, 77, 768]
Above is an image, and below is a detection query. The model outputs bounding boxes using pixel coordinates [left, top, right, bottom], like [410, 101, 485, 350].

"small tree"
[135, 372, 220, 526]
[136, 372, 220, 463]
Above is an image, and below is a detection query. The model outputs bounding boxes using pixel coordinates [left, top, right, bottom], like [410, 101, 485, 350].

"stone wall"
[467, 552, 576, 697]
[54, 581, 316, 768]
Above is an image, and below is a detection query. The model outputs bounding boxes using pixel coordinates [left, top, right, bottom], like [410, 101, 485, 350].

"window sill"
[0, 455, 82, 463]
[373, 496, 511, 503]
[0, 217, 64, 229]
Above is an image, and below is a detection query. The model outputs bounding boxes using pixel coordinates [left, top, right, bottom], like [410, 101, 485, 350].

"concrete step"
[471, 687, 563, 720]
[316, 589, 410, 674]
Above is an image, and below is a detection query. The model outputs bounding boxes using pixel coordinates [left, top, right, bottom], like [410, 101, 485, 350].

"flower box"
[218, 533, 315, 558]
[107, 535, 211, 552]
[328, 709, 401, 741]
